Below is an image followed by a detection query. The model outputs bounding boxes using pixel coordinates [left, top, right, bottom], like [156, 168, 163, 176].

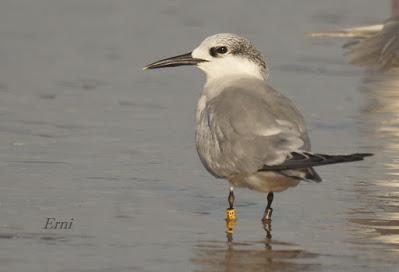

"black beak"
[143, 52, 207, 70]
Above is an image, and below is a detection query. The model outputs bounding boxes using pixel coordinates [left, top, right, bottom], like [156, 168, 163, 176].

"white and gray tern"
[144, 33, 372, 221]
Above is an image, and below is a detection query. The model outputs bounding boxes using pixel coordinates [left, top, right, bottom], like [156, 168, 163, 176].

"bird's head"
[144, 33, 268, 82]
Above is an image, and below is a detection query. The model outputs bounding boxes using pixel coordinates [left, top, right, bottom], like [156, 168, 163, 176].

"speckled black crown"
[211, 34, 268, 75]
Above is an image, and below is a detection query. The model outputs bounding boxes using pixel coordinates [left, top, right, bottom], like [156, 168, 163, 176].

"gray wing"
[202, 79, 310, 177]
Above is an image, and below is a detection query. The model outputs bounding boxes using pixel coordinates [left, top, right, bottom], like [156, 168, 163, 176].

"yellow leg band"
[226, 208, 236, 221]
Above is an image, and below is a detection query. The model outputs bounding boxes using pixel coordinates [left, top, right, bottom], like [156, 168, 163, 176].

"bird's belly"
[228, 172, 300, 193]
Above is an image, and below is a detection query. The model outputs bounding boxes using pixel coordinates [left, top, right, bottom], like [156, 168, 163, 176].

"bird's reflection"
[225, 217, 236, 243]
[351, 69, 399, 253]
[192, 219, 319, 272]
[263, 220, 272, 241]
[226, 218, 272, 244]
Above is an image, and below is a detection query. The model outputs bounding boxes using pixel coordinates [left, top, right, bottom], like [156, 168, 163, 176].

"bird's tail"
[259, 152, 373, 172]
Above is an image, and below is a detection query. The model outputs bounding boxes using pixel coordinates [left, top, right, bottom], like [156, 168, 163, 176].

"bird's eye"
[209, 46, 228, 57]
[216, 46, 228, 54]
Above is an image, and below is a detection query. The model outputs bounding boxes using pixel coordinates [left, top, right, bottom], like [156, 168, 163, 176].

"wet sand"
[0, 1, 397, 271]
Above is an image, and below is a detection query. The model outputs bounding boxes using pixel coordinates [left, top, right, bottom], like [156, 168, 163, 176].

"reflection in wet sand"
[192, 221, 320, 272]
[192, 241, 319, 272]
[0, 231, 94, 245]
[353, 69, 399, 254]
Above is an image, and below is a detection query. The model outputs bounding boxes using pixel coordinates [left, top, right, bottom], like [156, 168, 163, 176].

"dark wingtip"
[258, 152, 374, 172]
[353, 153, 374, 159]
[305, 167, 322, 183]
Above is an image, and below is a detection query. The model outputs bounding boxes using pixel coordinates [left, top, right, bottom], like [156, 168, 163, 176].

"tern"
[308, 0, 399, 70]
[144, 33, 372, 222]
[309, 18, 399, 70]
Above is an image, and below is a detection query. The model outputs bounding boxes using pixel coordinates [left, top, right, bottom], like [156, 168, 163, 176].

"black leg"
[226, 187, 236, 221]
[267, 192, 274, 210]
[228, 187, 235, 209]
[262, 192, 274, 222]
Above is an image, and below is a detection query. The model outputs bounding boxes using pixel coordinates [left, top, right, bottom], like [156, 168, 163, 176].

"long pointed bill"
[143, 52, 206, 70]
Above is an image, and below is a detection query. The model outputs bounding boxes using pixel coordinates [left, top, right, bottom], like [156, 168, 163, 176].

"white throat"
[197, 56, 266, 84]
[191, 46, 267, 84]
[194, 57, 268, 122]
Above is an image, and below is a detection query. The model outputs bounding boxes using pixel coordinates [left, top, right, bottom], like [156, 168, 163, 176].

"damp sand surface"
[0, 1, 397, 271]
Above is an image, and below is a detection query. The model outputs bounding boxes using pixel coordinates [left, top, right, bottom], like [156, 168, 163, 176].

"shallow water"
[0, 0, 397, 271]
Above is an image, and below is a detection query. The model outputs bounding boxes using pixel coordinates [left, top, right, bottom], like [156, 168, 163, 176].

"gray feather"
[195, 78, 310, 178]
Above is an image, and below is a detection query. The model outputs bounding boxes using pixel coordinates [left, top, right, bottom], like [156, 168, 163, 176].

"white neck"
[197, 56, 267, 85]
